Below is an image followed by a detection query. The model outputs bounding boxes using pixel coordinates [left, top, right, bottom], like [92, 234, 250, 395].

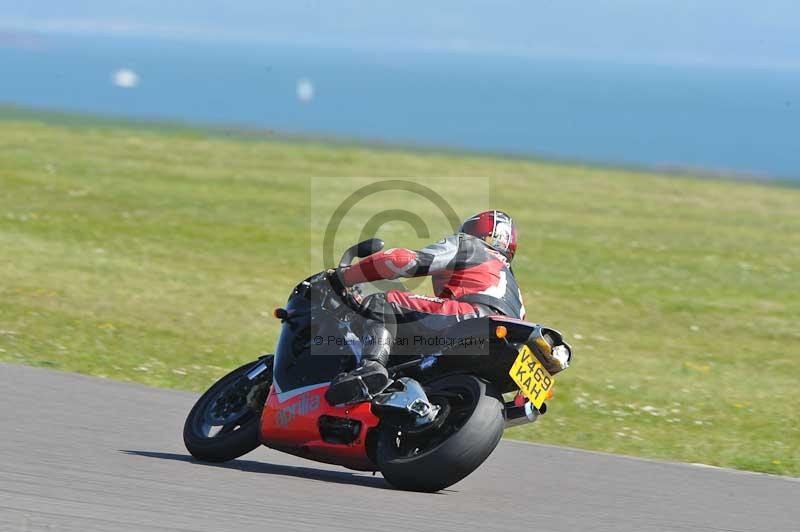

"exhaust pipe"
[504, 399, 545, 428]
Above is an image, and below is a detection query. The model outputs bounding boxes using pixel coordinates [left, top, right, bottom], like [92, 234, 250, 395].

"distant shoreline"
[2, 103, 796, 188]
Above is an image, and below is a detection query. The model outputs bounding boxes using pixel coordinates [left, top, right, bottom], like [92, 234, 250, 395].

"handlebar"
[320, 237, 405, 315]
[316, 269, 361, 317]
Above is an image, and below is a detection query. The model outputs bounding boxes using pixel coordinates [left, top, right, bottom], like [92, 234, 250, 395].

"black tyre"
[376, 374, 504, 492]
[183, 357, 273, 463]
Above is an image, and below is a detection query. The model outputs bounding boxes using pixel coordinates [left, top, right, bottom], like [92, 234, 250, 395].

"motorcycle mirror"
[356, 238, 384, 258]
[338, 238, 385, 267]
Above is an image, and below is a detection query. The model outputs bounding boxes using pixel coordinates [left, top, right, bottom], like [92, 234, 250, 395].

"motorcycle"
[184, 238, 572, 492]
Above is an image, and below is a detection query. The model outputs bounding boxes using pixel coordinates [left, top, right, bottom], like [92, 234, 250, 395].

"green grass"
[1, 114, 798, 476]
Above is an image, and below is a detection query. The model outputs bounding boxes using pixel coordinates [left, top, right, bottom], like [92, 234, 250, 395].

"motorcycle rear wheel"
[183, 358, 272, 463]
[376, 374, 504, 492]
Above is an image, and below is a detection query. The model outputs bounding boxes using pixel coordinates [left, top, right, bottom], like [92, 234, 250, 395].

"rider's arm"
[341, 235, 460, 286]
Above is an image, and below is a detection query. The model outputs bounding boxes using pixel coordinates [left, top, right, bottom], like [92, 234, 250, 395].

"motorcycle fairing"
[259, 384, 380, 471]
[271, 292, 356, 392]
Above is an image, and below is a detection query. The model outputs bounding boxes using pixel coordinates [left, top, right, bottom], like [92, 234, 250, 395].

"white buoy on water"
[112, 69, 139, 89]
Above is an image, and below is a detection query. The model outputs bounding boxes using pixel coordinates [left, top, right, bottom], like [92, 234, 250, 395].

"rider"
[325, 210, 526, 405]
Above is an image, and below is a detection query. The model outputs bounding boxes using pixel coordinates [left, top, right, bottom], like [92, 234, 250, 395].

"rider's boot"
[325, 322, 392, 405]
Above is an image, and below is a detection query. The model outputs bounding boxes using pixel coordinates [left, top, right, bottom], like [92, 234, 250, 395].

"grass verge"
[1, 114, 798, 476]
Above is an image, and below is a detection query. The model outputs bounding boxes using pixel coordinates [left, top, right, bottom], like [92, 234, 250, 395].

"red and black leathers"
[342, 233, 526, 333]
[327, 232, 527, 404]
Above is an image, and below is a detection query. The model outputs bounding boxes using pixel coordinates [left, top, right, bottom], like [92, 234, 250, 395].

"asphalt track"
[1, 363, 797, 532]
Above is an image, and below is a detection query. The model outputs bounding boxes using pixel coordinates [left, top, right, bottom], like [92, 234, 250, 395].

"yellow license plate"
[509, 345, 555, 409]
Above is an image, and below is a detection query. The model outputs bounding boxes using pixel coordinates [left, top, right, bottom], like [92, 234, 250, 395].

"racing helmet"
[459, 210, 517, 261]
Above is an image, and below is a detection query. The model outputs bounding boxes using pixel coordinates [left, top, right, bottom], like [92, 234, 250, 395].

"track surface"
[1, 364, 797, 532]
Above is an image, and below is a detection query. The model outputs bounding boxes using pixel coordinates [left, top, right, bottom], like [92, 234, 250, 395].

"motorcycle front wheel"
[183, 357, 273, 463]
[376, 374, 504, 492]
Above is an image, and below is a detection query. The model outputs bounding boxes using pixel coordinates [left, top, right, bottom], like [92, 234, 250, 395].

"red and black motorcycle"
[184, 238, 572, 492]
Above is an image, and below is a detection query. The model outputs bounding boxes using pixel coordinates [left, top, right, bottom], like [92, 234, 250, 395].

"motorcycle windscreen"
[271, 302, 356, 393]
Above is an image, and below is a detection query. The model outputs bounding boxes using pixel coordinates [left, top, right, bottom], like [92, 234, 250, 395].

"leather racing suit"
[342, 232, 527, 363]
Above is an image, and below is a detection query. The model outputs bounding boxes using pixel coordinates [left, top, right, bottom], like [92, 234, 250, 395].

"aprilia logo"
[275, 393, 321, 428]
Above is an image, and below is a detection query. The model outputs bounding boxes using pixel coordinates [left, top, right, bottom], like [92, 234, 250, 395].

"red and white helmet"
[459, 210, 518, 261]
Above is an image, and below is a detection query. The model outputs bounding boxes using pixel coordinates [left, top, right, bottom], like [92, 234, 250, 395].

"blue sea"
[2, 33, 799, 180]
